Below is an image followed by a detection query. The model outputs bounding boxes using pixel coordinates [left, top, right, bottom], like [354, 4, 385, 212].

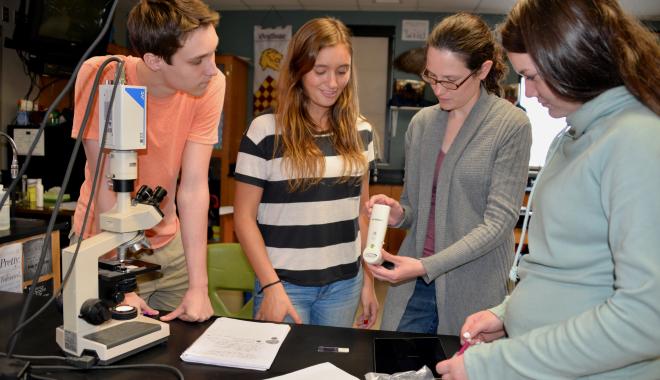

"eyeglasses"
[420, 68, 477, 90]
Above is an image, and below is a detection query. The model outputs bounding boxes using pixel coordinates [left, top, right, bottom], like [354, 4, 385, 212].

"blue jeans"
[397, 278, 438, 334]
[253, 270, 362, 328]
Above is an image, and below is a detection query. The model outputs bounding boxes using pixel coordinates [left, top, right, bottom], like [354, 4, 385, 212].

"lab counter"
[0, 291, 461, 379]
[0, 217, 67, 245]
[370, 168, 404, 185]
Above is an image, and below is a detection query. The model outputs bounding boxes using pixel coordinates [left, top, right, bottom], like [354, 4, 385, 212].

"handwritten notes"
[180, 317, 290, 371]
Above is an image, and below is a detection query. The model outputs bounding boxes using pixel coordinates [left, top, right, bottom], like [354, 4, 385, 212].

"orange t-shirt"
[71, 55, 225, 248]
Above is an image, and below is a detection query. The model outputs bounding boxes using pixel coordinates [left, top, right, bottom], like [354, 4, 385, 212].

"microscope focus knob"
[80, 299, 111, 325]
[111, 291, 125, 305]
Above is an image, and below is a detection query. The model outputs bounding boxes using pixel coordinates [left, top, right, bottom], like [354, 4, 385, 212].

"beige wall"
[353, 36, 389, 162]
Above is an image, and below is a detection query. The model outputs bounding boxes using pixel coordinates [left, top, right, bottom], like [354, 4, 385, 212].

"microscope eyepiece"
[152, 186, 167, 203]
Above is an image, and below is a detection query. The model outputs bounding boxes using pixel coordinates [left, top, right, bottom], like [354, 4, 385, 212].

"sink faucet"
[0, 131, 19, 179]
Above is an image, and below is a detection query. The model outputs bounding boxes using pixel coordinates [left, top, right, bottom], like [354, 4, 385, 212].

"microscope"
[56, 81, 170, 363]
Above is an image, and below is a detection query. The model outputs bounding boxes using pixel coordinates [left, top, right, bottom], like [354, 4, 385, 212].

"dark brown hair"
[275, 17, 367, 192]
[500, 0, 660, 115]
[127, 0, 219, 64]
[427, 12, 507, 96]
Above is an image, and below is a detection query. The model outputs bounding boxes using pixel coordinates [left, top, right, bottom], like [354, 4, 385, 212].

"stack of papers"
[180, 317, 291, 371]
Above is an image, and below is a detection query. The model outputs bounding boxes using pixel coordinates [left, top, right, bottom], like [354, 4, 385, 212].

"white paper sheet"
[265, 362, 359, 380]
[180, 317, 290, 371]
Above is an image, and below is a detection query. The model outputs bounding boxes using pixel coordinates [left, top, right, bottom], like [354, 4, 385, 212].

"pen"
[317, 346, 350, 353]
[456, 341, 472, 356]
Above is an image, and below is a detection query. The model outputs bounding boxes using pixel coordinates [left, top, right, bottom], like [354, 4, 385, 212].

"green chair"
[207, 243, 255, 318]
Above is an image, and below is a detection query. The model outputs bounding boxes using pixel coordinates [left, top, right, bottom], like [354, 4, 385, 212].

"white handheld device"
[362, 204, 391, 265]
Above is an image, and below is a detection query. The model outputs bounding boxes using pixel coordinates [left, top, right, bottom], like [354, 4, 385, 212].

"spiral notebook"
[181, 317, 291, 371]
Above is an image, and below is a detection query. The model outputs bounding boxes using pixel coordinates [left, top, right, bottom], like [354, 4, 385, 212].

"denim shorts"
[253, 269, 363, 328]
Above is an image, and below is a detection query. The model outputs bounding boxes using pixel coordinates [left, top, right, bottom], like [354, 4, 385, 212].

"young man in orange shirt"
[71, 0, 225, 322]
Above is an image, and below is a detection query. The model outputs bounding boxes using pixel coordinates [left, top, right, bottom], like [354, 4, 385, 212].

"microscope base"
[56, 316, 170, 364]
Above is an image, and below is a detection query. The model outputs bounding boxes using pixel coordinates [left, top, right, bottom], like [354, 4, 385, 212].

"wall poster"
[253, 25, 291, 116]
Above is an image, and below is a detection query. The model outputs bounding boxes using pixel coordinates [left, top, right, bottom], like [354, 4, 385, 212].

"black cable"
[3, 0, 120, 357]
[32, 77, 66, 104]
[31, 364, 185, 380]
[1, 351, 65, 380]
[1, 351, 67, 361]
[3, 352, 184, 380]
[5, 56, 124, 356]
[22, 72, 36, 101]
[29, 374, 58, 380]
[15, 48, 37, 100]
[18, 50, 39, 97]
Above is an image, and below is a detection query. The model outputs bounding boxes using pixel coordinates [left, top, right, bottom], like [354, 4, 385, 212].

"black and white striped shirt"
[235, 114, 374, 286]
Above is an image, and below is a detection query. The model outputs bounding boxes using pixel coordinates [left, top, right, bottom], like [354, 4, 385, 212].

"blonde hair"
[275, 17, 368, 191]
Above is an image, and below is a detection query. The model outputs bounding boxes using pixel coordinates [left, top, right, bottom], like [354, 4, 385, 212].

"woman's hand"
[367, 250, 426, 284]
[460, 310, 506, 344]
[355, 280, 379, 329]
[435, 310, 505, 380]
[254, 283, 302, 324]
[436, 354, 468, 380]
[366, 195, 404, 226]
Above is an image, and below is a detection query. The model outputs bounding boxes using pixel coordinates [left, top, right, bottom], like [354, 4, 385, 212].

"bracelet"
[258, 279, 282, 294]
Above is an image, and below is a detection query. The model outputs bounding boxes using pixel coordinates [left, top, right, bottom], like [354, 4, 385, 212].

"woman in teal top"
[436, 1, 660, 379]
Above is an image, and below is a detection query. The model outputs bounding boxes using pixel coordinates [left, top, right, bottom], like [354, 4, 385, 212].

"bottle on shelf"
[27, 179, 37, 207]
[36, 178, 44, 208]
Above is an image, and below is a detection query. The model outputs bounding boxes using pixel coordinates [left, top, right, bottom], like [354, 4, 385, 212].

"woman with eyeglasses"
[366, 12, 531, 335]
[436, 1, 660, 379]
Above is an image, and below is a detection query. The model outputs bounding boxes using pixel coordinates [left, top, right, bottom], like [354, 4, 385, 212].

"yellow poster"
[253, 26, 291, 116]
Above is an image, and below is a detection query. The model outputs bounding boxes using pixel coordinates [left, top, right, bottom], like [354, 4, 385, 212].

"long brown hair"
[500, 0, 660, 115]
[427, 12, 507, 96]
[276, 17, 367, 191]
[127, 0, 220, 63]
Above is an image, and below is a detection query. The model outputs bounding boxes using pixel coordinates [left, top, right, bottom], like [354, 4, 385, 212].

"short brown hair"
[127, 0, 219, 64]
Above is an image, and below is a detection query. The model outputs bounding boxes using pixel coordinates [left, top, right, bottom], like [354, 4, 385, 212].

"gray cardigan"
[381, 88, 532, 335]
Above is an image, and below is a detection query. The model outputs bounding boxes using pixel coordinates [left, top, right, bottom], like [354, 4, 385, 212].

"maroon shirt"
[423, 149, 446, 257]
